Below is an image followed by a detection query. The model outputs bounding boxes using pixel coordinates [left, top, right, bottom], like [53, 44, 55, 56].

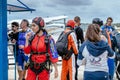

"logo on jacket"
[89, 55, 102, 66]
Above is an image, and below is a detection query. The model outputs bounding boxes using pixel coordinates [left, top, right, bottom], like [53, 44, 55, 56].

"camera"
[8, 32, 14, 41]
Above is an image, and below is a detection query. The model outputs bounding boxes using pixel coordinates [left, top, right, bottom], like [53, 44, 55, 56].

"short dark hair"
[92, 18, 103, 27]
[107, 17, 113, 22]
[74, 16, 80, 23]
[11, 22, 19, 27]
[21, 19, 29, 26]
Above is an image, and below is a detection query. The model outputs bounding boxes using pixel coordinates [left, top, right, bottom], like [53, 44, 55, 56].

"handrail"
[8, 43, 16, 80]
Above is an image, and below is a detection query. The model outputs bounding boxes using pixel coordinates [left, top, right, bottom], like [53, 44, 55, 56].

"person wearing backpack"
[24, 17, 58, 80]
[101, 17, 115, 80]
[59, 20, 78, 80]
[77, 24, 115, 80]
[74, 16, 84, 80]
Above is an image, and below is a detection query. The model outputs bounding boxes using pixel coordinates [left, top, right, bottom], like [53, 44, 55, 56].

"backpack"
[56, 30, 74, 60]
[114, 33, 120, 51]
[112, 32, 120, 61]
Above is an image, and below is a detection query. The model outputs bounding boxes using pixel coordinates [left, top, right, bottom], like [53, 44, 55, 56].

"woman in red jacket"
[24, 17, 58, 80]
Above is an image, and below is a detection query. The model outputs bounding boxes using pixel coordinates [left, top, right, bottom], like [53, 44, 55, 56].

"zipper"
[36, 36, 40, 52]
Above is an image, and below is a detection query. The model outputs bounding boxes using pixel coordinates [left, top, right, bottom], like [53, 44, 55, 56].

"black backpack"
[113, 32, 120, 61]
[114, 33, 120, 49]
[56, 30, 74, 60]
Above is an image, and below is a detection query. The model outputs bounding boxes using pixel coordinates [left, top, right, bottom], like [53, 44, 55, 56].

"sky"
[7, 0, 120, 23]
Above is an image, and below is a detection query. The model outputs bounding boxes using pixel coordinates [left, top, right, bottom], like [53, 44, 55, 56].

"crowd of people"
[8, 16, 120, 80]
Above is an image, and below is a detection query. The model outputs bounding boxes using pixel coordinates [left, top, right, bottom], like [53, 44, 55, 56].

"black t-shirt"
[74, 26, 84, 44]
[8, 32, 19, 41]
[8, 32, 19, 55]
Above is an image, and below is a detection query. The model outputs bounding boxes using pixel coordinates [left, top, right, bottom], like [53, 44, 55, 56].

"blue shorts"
[84, 71, 109, 80]
[17, 50, 29, 70]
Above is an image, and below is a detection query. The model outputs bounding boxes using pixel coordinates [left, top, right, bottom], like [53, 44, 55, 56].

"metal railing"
[8, 43, 16, 80]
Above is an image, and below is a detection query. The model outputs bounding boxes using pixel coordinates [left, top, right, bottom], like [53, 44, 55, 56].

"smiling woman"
[24, 17, 59, 80]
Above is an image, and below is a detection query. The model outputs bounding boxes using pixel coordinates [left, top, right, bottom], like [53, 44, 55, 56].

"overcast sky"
[7, 0, 120, 23]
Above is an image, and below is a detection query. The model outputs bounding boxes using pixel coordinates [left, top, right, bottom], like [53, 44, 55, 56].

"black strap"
[58, 30, 74, 41]
[30, 52, 46, 55]
[29, 34, 35, 45]
[30, 60, 49, 75]
[45, 34, 50, 57]
[44, 35, 51, 71]
[30, 34, 50, 55]
[29, 34, 51, 75]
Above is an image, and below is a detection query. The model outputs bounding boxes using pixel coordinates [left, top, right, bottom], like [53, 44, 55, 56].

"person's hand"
[26, 32, 32, 40]
[19, 45, 24, 49]
[11, 39, 16, 43]
[54, 69, 58, 78]
[108, 31, 112, 35]
[101, 35, 107, 41]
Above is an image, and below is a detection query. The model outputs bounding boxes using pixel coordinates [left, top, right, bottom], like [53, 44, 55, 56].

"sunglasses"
[12, 25, 15, 27]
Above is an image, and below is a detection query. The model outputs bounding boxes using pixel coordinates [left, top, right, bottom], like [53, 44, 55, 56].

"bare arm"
[25, 32, 32, 47]
[53, 63, 58, 78]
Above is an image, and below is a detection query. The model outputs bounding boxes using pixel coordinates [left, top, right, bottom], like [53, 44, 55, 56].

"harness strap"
[29, 59, 49, 75]
[30, 52, 47, 55]
[28, 34, 51, 75]
[45, 35, 51, 71]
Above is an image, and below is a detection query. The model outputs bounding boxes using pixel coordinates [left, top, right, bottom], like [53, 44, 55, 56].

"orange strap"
[106, 31, 112, 48]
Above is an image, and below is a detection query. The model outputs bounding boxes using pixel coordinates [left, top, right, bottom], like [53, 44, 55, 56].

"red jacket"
[24, 33, 58, 63]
